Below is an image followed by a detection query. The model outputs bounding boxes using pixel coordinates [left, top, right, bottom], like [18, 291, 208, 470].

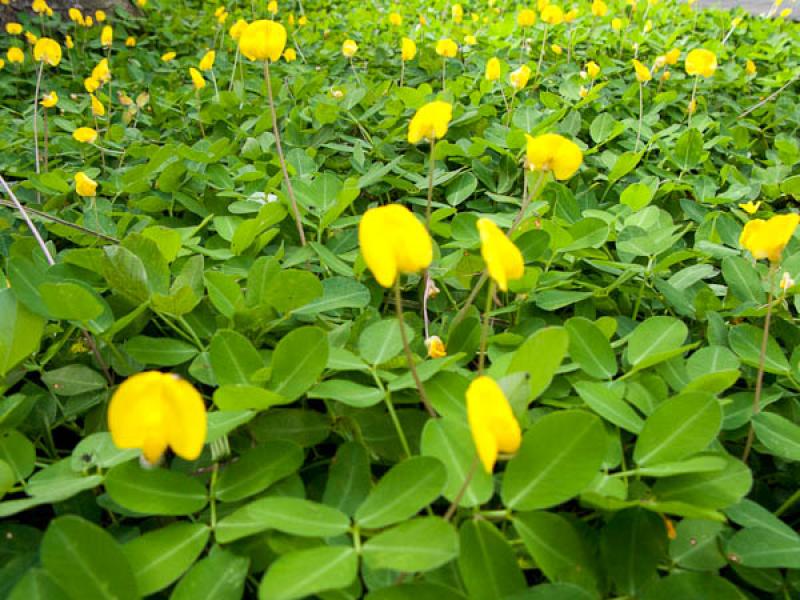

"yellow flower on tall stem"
[467, 376, 521, 472]
[400, 37, 416, 87]
[239, 20, 306, 246]
[739, 213, 800, 463]
[31, 38, 61, 189]
[632, 59, 651, 150]
[435, 38, 458, 90]
[74, 171, 97, 197]
[199, 49, 219, 99]
[408, 101, 453, 224]
[108, 371, 207, 466]
[535, 5, 563, 83]
[517, 9, 535, 56]
[685, 48, 716, 125]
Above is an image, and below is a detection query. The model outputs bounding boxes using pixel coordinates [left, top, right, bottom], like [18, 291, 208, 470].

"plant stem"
[478, 281, 495, 374]
[425, 138, 437, 227]
[775, 487, 800, 517]
[443, 455, 479, 521]
[742, 263, 777, 463]
[688, 75, 699, 128]
[264, 60, 306, 246]
[635, 81, 644, 151]
[534, 25, 548, 85]
[509, 170, 546, 235]
[33, 61, 44, 178]
[394, 280, 436, 417]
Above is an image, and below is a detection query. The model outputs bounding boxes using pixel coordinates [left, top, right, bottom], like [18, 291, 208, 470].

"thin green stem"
[775, 487, 800, 517]
[478, 281, 496, 374]
[371, 369, 411, 458]
[635, 81, 644, 152]
[394, 280, 436, 417]
[425, 138, 436, 227]
[443, 455, 479, 521]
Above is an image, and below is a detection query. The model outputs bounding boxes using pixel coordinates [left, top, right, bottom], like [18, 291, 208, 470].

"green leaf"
[268, 326, 328, 401]
[600, 509, 666, 597]
[752, 412, 800, 461]
[620, 182, 655, 211]
[322, 441, 371, 516]
[574, 381, 644, 433]
[0, 430, 36, 482]
[669, 520, 727, 571]
[308, 379, 383, 408]
[104, 461, 208, 516]
[40, 515, 138, 600]
[0, 460, 13, 498]
[565, 317, 617, 379]
[627, 316, 688, 369]
[721, 256, 765, 304]
[263, 269, 323, 313]
[170, 548, 250, 600]
[215, 441, 304, 502]
[446, 172, 478, 206]
[362, 517, 459, 572]
[258, 546, 358, 600]
[633, 392, 722, 466]
[209, 329, 263, 386]
[294, 276, 370, 316]
[102, 246, 150, 304]
[507, 326, 569, 401]
[42, 365, 106, 396]
[728, 324, 790, 375]
[458, 520, 527, 600]
[653, 455, 752, 509]
[358, 319, 411, 365]
[502, 411, 606, 510]
[0, 289, 45, 376]
[355, 456, 446, 529]
[726, 527, 800, 568]
[123, 523, 210, 596]
[8, 569, 70, 600]
[213, 384, 290, 411]
[124, 336, 199, 366]
[216, 496, 350, 543]
[364, 583, 467, 600]
[640, 572, 747, 600]
[38, 281, 104, 321]
[608, 151, 643, 184]
[672, 129, 705, 171]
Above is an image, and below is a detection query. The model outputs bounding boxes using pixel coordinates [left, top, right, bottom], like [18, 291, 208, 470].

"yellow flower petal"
[524, 133, 583, 180]
[239, 19, 286, 62]
[408, 101, 452, 145]
[467, 376, 521, 473]
[477, 218, 525, 292]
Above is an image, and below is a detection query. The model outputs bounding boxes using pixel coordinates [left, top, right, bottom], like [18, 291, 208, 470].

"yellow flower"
[477, 218, 524, 291]
[436, 38, 458, 58]
[108, 371, 207, 465]
[389, 12, 402, 26]
[643, 19, 653, 32]
[687, 98, 697, 114]
[540, 5, 564, 25]
[298, 15, 308, 26]
[740, 214, 800, 262]
[408, 100, 453, 144]
[452, 3, 464, 23]
[31, 0, 48, 14]
[199, 50, 215, 71]
[283, 48, 296, 62]
[358, 204, 433, 288]
[739, 201, 761, 215]
[485, 57, 501, 81]
[216, 10, 228, 24]
[665, 48, 680, 65]
[745, 59, 756, 76]
[25, 31, 37, 45]
[230, 19, 248, 40]
[551, 44, 562, 54]
[0, 59, 4, 70]
[592, 0, 608, 16]
[90, 93, 105, 116]
[40, 91, 58, 108]
[101, 25, 113, 48]
[517, 8, 536, 26]
[84, 77, 100, 93]
[509, 64, 531, 90]
[465, 34, 477, 46]
[161, 51, 177, 62]
[780, 8, 792, 18]
[579, 85, 588, 98]
[126, 36, 136, 47]
[685, 48, 717, 78]
[425, 336, 447, 359]
[342, 39, 358, 58]
[401, 37, 417, 62]
[68, 7, 82, 22]
[586, 60, 600, 78]
[136, 0, 147, 6]
[525, 133, 583, 180]
[66, 35, 74, 49]
[7, 47, 24, 64]
[95, 10, 106, 22]
[565, 8, 579, 22]
[33, 38, 62, 67]
[73, 127, 98, 144]
[267, 0, 278, 15]
[85, 16, 93, 27]
[214, 5, 226, 17]
[467, 376, 521, 473]
[238, 20, 286, 62]
[92, 58, 111, 83]
[538, 0, 550, 9]
[189, 67, 206, 90]
[661, 70, 671, 81]
[611, 17, 622, 30]
[5, 22, 22, 35]
[74, 171, 97, 197]
[632, 59, 652, 82]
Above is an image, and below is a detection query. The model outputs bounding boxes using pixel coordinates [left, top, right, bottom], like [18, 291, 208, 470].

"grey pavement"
[696, 0, 800, 19]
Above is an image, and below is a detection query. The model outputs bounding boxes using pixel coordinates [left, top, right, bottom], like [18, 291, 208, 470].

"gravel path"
[696, 0, 799, 19]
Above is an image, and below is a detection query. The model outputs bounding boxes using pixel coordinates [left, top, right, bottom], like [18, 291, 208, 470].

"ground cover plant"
[1, 0, 800, 598]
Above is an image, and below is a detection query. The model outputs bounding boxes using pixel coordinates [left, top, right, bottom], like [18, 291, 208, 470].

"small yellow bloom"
[65, 35, 74, 49]
[592, 0, 608, 16]
[136, 0, 147, 6]
[7, 47, 24, 64]
[436, 38, 458, 58]
[33, 38, 62, 67]
[740, 214, 800, 262]
[633, 59, 652, 82]
[389, 12, 402, 26]
[485, 57, 501, 81]
[239, 20, 286, 62]
[661, 70, 671, 81]
[611, 17, 622, 31]
[0, 59, 5, 70]
[84, 77, 100, 93]
[687, 98, 697, 114]
[401, 37, 417, 62]
[75, 171, 97, 197]
[189, 67, 206, 90]
[780, 8, 792, 18]
[199, 49, 215, 71]
[477, 218, 524, 291]
[5, 22, 22, 35]
[565, 8, 579, 22]
[517, 8, 536, 27]
[538, 0, 550, 10]
[342, 39, 358, 58]
[745, 59, 756, 76]
[216, 10, 228, 25]
[68, 7, 82, 22]
[125, 36, 136, 47]
[95, 10, 106, 22]
[31, 0, 48, 14]
[664, 48, 680, 65]
[739, 201, 761, 215]
[685, 48, 717, 78]
[408, 100, 453, 145]
[465, 34, 477, 46]
[101, 25, 113, 48]
[586, 60, 600, 79]
[540, 5, 564, 25]
[467, 376, 521, 473]
[525, 133, 583, 180]
[358, 204, 433, 288]
[267, 0, 278, 15]
[425, 336, 447, 359]
[85, 16, 93, 27]
[298, 15, 308, 26]
[108, 371, 207, 465]
[551, 44, 562, 55]
[452, 3, 464, 23]
[283, 48, 296, 62]
[25, 31, 38, 45]
[92, 58, 111, 83]
[643, 19, 653, 33]
[509, 64, 532, 90]
[579, 85, 588, 98]
[90, 93, 105, 116]
[73, 127, 98, 144]
[161, 51, 177, 62]
[780, 272, 795, 290]
[40, 91, 58, 108]
[229, 19, 248, 41]
[731, 16, 742, 26]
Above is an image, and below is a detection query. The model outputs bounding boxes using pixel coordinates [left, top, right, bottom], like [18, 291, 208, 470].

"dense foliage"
[1, 0, 800, 598]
